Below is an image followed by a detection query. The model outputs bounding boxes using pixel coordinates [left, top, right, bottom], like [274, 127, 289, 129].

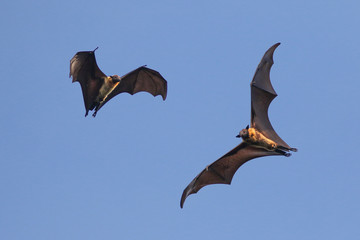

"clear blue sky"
[1, 0, 359, 239]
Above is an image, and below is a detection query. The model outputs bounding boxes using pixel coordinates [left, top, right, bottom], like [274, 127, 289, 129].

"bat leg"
[290, 148, 298, 152]
[91, 102, 101, 117]
[275, 148, 291, 157]
[278, 145, 298, 152]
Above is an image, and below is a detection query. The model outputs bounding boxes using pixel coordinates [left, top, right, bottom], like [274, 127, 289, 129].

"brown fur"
[96, 77, 119, 103]
[243, 128, 277, 151]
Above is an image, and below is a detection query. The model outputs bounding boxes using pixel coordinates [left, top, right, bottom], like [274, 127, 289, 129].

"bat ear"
[246, 125, 249, 129]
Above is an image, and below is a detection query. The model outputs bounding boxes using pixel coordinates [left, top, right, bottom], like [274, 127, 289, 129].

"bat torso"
[96, 76, 120, 104]
[244, 128, 278, 151]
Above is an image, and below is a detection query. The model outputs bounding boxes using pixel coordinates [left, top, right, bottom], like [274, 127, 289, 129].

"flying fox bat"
[180, 43, 297, 208]
[69, 47, 167, 117]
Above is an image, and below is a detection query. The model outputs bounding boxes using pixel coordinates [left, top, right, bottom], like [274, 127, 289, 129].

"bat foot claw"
[284, 152, 291, 157]
[92, 112, 97, 117]
[290, 148, 298, 152]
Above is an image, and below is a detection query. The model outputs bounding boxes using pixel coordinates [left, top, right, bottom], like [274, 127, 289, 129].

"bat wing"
[69, 50, 107, 114]
[250, 43, 290, 149]
[180, 142, 281, 208]
[96, 66, 167, 112]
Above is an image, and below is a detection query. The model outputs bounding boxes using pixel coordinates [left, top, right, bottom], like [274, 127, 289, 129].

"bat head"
[236, 125, 250, 139]
[110, 75, 121, 82]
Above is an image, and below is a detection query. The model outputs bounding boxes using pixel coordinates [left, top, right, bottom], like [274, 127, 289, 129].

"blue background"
[1, 0, 359, 239]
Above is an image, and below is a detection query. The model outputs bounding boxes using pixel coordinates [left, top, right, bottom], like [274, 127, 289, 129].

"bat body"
[180, 43, 297, 208]
[69, 48, 167, 117]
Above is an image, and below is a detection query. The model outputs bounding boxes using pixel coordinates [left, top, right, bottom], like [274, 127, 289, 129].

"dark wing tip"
[180, 190, 187, 208]
[263, 42, 281, 63]
[250, 42, 281, 96]
[273, 42, 281, 49]
[180, 178, 197, 208]
[162, 84, 168, 100]
[142, 66, 168, 100]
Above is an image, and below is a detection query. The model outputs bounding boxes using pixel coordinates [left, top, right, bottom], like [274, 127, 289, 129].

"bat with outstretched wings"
[69, 47, 167, 117]
[180, 43, 297, 208]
